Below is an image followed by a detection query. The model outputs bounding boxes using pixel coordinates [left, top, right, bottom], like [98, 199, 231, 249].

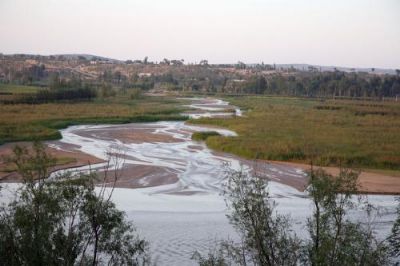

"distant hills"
[54, 54, 121, 63]
[1, 53, 398, 75]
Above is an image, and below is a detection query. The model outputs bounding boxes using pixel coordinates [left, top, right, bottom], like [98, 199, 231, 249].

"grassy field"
[0, 88, 186, 144]
[190, 96, 400, 171]
[191, 131, 221, 141]
[2, 84, 399, 172]
[0, 83, 43, 94]
[0, 84, 44, 102]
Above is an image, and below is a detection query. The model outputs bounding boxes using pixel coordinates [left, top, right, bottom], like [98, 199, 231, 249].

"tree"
[0, 143, 148, 265]
[194, 167, 390, 266]
[389, 198, 400, 258]
[199, 60, 209, 66]
[255, 76, 267, 94]
[192, 246, 228, 266]
[49, 72, 61, 90]
[236, 61, 246, 70]
[303, 167, 389, 266]
[193, 168, 301, 265]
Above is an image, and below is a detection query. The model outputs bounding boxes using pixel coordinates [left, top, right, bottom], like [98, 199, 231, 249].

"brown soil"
[1, 138, 398, 194]
[76, 126, 182, 144]
[0, 142, 103, 182]
[266, 160, 400, 195]
[0, 141, 178, 188]
[95, 164, 178, 188]
[210, 149, 400, 194]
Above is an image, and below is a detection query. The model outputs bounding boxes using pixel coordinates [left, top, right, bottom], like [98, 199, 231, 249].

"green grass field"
[0, 84, 43, 94]
[0, 86, 186, 144]
[0, 84, 44, 102]
[2, 83, 399, 172]
[191, 131, 221, 141]
[190, 96, 400, 171]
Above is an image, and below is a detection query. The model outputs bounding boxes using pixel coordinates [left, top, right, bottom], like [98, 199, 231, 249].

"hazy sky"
[0, 0, 399, 68]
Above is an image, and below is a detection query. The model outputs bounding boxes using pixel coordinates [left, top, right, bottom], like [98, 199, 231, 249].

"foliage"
[194, 168, 301, 265]
[192, 131, 221, 141]
[0, 83, 43, 94]
[192, 246, 229, 266]
[389, 198, 400, 258]
[130, 88, 143, 100]
[0, 142, 148, 265]
[303, 167, 388, 265]
[0, 95, 185, 144]
[2, 54, 400, 98]
[194, 167, 391, 265]
[191, 96, 400, 171]
[2, 87, 97, 104]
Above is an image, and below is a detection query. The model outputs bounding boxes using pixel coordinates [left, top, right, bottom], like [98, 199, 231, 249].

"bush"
[1, 87, 97, 104]
[0, 143, 148, 265]
[193, 167, 391, 265]
[130, 88, 143, 100]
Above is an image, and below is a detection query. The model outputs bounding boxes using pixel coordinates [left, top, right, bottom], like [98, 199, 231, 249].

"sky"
[0, 0, 399, 68]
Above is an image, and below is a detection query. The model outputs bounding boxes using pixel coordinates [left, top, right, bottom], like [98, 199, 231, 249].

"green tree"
[255, 76, 267, 94]
[389, 198, 400, 258]
[303, 167, 388, 266]
[0, 142, 148, 265]
[49, 72, 61, 90]
[194, 167, 390, 266]
[193, 168, 301, 265]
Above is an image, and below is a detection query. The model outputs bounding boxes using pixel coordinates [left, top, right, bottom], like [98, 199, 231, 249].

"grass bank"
[0, 92, 186, 144]
[189, 96, 400, 171]
[191, 131, 221, 141]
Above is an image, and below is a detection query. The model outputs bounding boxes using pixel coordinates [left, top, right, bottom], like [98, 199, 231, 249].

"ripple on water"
[44, 98, 397, 265]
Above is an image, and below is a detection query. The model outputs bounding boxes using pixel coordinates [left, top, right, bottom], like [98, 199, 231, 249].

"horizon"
[1, 52, 399, 70]
[0, 0, 399, 69]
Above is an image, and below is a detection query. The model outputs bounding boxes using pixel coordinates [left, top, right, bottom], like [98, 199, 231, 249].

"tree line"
[1, 73, 97, 104]
[122, 70, 400, 99]
[257, 72, 400, 98]
[2, 61, 400, 100]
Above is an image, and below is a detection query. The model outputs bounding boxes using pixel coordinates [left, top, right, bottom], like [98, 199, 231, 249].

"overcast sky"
[0, 0, 399, 68]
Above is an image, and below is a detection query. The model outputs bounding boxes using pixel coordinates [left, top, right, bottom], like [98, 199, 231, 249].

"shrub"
[0, 143, 148, 265]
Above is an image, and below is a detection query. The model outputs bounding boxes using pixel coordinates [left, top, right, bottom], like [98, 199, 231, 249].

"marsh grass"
[0, 84, 44, 103]
[0, 94, 186, 144]
[0, 84, 43, 94]
[191, 131, 221, 141]
[190, 96, 400, 170]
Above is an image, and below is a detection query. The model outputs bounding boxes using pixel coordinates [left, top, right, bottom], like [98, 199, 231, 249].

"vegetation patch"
[314, 105, 342, 110]
[190, 96, 400, 170]
[0, 93, 186, 144]
[191, 131, 221, 141]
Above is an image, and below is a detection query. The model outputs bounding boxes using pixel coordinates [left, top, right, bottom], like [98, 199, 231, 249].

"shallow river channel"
[1, 98, 397, 265]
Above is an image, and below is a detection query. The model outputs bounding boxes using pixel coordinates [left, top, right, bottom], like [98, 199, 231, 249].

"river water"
[1, 98, 397, 265]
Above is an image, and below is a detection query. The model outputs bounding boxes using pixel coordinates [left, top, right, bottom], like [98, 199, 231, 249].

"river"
[1, 97, 397, 265]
